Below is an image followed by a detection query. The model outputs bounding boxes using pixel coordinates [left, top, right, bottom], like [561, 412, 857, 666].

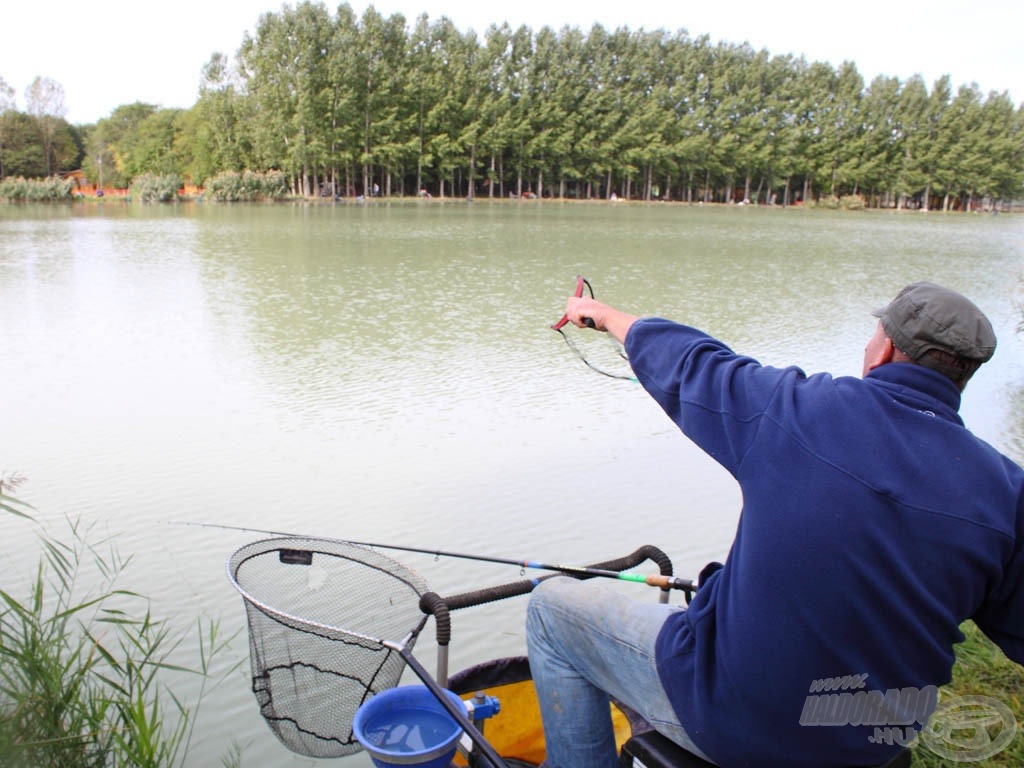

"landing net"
[227, 536, 430, 757]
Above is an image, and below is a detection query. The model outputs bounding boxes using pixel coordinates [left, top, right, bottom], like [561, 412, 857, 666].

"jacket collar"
[865, 362, 963, 425]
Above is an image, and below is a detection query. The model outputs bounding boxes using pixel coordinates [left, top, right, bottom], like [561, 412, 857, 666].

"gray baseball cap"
[873, 282, 996, 380]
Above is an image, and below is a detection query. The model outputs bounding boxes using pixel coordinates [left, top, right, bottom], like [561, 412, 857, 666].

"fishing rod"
[177, 520, 695, 593]
[551, 274, 597, 331]
[551, 275, 637, 382]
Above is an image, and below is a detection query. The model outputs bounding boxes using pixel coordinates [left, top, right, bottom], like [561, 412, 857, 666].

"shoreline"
[55, 193, 1019, 214]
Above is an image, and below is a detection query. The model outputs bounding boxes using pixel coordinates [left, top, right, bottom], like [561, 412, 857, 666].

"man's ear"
[867, 335, 895, 372]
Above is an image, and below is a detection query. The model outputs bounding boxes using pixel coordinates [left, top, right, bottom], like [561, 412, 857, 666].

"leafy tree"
[352, 5, 409, 196]
[118, 108, 185, 180]
[980, 91, 1024, 204]
[894, 75, 930, 208]
[827, 62, 866, 198]
[419, 17, 475, 197]
[577, 25, 630, 199]
[727, 48, 784, 203]
[287, 0, 335, 196]
[237, 9, 302, 186]
[0, 76, 16, 178]
[0, 112, 47, 177]
[933, 83, 981, 210]
[917, 76, 954, 210]
[25, 76, 67, 175]
[858, 76, 904, 206]
[494, 24, 534, 197]
[84, 102, 158, 188]
[325, 3, 363, 195]
[667, 33, 714, 202]
[960, 88, 1024, 208]
[476, 23, 518, 197]
[192, 52, 249, 183]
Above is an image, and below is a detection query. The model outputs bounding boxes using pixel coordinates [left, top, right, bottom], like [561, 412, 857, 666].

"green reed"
[0, 492, 241, 767]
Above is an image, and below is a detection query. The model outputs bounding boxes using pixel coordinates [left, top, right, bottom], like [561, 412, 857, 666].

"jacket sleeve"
[624, 317, 804, 477]
[974, 578, 1024, 665]
[973, 487, 1024, 665]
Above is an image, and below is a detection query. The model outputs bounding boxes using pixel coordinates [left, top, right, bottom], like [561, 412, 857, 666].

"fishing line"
[551, 275, 637, 382]
[175, 520, 694, 592]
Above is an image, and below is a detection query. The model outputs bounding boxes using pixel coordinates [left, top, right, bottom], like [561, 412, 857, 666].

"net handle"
[391, 641, 509, 768]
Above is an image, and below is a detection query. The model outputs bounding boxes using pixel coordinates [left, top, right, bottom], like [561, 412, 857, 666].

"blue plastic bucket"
[353, 685, 464, 768]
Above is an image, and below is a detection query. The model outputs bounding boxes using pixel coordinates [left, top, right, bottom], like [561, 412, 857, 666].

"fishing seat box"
[618, 729, 911, 768]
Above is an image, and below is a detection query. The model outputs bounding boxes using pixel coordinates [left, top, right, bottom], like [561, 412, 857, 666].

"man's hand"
[565, 297, 638, 343]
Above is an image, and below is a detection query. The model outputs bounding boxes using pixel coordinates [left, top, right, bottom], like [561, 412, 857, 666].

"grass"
[912, 621, 1023, 766]
[0, 491, 242, 768]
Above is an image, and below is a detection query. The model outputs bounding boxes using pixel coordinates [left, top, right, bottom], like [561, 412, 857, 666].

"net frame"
[227, 536, 431, 758]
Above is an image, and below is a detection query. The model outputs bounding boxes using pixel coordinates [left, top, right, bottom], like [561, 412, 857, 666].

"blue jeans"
[525, 577, 714, 768]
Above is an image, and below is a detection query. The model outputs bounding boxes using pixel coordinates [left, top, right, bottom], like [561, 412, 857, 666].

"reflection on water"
[1, 201, 1022, 766]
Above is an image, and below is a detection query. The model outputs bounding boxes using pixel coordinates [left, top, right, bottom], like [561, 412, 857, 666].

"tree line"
[2, 2, 1022, 208]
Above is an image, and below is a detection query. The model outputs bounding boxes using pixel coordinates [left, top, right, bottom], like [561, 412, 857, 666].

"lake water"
[1, 200, 1022, 766]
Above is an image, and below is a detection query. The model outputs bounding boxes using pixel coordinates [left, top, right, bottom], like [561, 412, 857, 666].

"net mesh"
[227, 537, 430, 758]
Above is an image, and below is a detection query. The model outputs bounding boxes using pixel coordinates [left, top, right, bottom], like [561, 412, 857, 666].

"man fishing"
[527, 281, 1024, 768]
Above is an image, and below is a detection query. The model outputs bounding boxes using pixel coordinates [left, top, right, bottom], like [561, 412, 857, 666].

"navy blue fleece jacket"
[624, 318, 1024, 768]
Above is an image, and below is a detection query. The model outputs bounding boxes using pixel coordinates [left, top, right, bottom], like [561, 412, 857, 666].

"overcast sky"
[4, 0, 1021, 124]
